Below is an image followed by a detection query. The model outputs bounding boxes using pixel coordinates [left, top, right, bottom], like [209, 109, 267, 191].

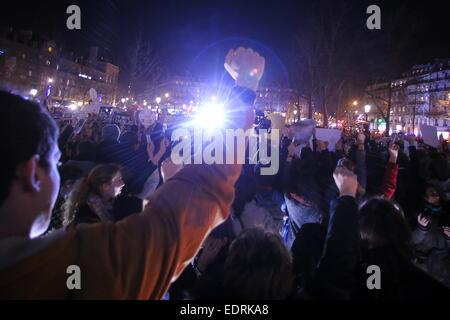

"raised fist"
[225, 47, 265, 91]
[388, 140, 399, 163]
[333, 167, 358, 198]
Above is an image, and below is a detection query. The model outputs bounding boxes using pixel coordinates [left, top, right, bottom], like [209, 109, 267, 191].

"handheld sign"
[268, 113, 285, 131]
[139, 109, 157, 128]
[315, 128, 342, 151]
[420, 124, 439, 147]
[291, 119, 316, 144]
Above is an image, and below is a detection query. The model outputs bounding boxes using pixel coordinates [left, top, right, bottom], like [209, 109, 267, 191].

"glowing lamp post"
[364, 104, 371, 122]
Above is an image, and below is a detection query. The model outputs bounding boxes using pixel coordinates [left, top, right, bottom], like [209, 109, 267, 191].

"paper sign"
[420, 125, 439, 147]
[139, 109, 157, 127]
[315, 128, 342, 151]
[291, 119, 316, 143]
[268, 113, 285, 131]
[83, 103, 101, 114]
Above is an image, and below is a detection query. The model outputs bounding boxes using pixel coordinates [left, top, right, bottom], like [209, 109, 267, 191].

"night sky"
[1, 0, 449, 88]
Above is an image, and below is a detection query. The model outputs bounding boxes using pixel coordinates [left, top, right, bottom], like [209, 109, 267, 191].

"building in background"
[366, 59, 450, 136]
[0, 27, 119, 108]
[138, 76, 306, 123]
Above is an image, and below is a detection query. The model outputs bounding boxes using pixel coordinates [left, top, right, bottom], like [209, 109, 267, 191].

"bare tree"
[293, 1, 352, 127]
[123, 31, 164, 97]
[359, 1, 425, 135]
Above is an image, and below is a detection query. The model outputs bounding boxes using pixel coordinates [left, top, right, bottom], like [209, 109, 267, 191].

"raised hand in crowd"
[417, 213, 430, 228]
[388, 139, 400, 163]
[357, 132, 365, 150]
[442, 226, 450, 238]
[286, 141, 296, 162]
[333, 167, 358, 198]
[161, 156, 183, 182]
[147, 137, 170, 165]
[316, 139, 329, 152]
[225, 47, 265, 92]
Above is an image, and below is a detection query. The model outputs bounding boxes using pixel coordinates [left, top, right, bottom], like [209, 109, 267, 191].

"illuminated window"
[48, 47, 52, 53]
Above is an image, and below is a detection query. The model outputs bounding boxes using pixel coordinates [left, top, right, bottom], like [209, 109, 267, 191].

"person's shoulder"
[0, 229, 67, 271]
[405, 263, 450, 299]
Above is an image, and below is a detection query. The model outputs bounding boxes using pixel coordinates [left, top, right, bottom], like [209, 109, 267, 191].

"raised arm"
[377, 142, 399, 199]
[69, 48, 264, 299]
[306, 167, 359, 299]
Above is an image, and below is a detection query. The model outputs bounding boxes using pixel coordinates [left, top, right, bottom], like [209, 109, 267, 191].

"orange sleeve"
[72, 163, 241, 299]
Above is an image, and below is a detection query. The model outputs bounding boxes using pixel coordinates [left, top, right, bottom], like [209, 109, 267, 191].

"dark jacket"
[95, 140, 122, 165]
[353, 245, 450, 299]
[302, 196, 360, 299]
[411, 203, 450, 288]
[71, 204, 101, 226]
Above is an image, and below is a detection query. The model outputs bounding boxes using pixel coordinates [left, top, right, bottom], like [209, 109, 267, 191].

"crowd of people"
[0, 48, 449, 300]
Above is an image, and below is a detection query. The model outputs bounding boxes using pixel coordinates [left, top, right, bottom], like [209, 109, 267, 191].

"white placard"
[139, 109, 157, 127]
[291, 119, 316, 143]
[420, 125, 439, 147]
[268, 113, 285, 131]
[315, 128, 342, 151]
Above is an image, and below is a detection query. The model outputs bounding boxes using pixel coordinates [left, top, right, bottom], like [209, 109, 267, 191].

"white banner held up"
[268, 113, 285, 130]
[139, 109, 157, 128]
[420, 125, 439, 147]
[315, 128, 342, 151]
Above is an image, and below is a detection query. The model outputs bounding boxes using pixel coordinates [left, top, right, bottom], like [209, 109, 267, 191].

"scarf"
[87, 194, 114, 222]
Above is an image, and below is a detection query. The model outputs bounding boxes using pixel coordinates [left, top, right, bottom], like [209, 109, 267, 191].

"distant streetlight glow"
[121, 98, 126, 103]
[293, 109, 298, 115]
[352, 100, 358, 106]
[156, 97, 161, 104]
[47, 78, 53, 84]
[364, 104, 371, 113]
[164, 93, 170, 98]
[30, 89, 38, 97]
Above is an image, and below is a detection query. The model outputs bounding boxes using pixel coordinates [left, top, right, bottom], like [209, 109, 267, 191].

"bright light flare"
[194, 103, 225, 129]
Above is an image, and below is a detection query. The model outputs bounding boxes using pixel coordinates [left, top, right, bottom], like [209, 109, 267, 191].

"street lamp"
[352, 100, 358, 106]
[155, 97, 161, 104]
[364, 104, 371, 122]
[164, 93, 170, 98]
[47, 78, 53, 84]
[30, 89, 38, 97]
